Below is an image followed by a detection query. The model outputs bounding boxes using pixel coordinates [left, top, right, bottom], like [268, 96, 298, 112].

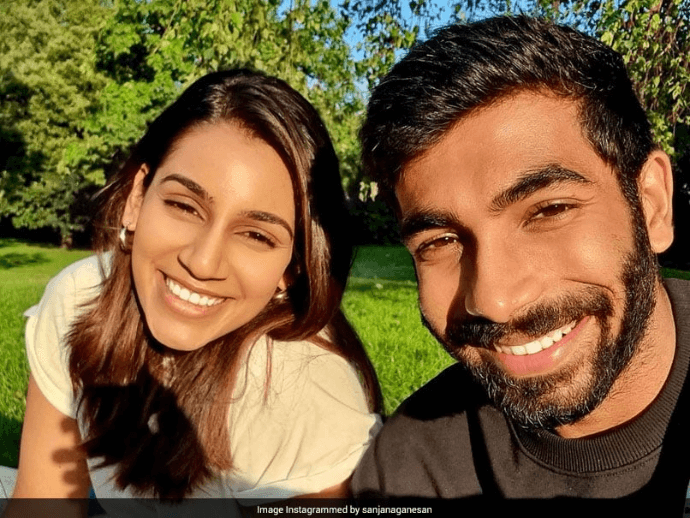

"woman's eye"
[164, 200, 200, 217]
[243, 231, 277, 249]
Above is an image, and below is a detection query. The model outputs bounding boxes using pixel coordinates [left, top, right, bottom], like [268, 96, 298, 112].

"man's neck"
[556, 282, 676, 439]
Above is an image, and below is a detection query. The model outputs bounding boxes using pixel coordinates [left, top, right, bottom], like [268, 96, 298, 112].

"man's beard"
[423, 212, 659, 431]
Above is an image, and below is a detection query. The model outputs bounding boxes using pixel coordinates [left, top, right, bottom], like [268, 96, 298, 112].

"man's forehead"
[394, 92, 605, 206]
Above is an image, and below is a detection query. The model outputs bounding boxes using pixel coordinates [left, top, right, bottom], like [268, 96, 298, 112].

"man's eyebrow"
[400, 211, 465, 243]
[490, 165, 592, 212]
[240, 210, 294, 239]
[159, 173, 212, 202]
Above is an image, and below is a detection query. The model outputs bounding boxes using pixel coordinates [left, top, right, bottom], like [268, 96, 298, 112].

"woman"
[11, 70, 381, 510]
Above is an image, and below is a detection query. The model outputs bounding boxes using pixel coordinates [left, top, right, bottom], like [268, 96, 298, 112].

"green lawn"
[0, 239, 92, 467]
[344, 246, 453, 414]
[1, 238, 688, 469]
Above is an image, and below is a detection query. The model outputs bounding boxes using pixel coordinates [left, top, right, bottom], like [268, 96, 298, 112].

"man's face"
[396, 92, 659, 429]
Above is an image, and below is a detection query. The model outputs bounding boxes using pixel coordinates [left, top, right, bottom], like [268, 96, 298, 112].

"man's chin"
[447, 343, 603, 429]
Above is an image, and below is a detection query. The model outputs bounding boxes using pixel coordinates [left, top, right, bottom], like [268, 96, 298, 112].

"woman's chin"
[148, 326, 211, 352]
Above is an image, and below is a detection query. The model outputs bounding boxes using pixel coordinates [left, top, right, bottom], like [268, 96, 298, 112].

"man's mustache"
[444, 289, 613, 350]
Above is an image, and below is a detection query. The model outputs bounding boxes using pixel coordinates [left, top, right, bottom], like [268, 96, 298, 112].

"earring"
[274, 289, 288, 302]
[119, 222, 131, 249]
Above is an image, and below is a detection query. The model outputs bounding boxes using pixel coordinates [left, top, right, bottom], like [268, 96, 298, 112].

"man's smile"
[491, 317, 592, 378]
[493, 320, 576, 356]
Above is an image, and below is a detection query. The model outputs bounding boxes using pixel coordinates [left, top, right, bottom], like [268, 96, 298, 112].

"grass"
[0, 239, 92, 467]
[0, 238, 687, 469]
[344, 246, 453, 414]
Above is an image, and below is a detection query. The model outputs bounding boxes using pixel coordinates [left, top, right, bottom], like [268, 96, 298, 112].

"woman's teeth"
[495, 322, 575, 356]
[165, 277, 224, 307]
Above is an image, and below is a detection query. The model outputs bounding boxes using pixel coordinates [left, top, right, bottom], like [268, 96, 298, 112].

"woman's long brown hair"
[67, 70, 382, 500]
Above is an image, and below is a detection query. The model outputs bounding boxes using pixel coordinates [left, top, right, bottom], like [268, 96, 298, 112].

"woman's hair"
[68, 69, 382, 499]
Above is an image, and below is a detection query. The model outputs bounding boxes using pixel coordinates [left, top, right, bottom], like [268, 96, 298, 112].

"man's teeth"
[165, 277, 224, 307]
[495, 322, 575, 356]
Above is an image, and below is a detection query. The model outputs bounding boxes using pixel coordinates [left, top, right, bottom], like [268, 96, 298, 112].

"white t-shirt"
[25, 255, 381, 504]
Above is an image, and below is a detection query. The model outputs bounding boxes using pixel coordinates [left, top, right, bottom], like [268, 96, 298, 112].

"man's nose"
[177, 226, 230, 281]
[460, 238, 542, 324]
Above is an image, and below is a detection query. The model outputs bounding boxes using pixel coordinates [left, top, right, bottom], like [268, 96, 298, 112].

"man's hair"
[361, 15, 655, 207]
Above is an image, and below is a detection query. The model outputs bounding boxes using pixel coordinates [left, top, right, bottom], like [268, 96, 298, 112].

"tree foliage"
[1, 0, 361, 244]
[0, 0, 109, 244]
[2, 0, 689, 246]
[597, 0, 690, 156]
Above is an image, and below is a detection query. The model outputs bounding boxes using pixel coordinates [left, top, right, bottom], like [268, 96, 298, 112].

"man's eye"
[531, 203, 574, 220]
[415, 235, 461, 261]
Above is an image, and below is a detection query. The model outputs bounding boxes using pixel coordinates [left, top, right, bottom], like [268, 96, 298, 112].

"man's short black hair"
[361, 15, 655, 208]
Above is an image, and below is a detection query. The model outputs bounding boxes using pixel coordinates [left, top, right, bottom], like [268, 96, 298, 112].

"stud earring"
[274, 289, 288, 302]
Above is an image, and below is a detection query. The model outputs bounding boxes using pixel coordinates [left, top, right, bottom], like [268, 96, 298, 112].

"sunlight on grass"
[0, 239, 91, 467]
[345, 246, 453, 415]
[343, 278, 452, 415]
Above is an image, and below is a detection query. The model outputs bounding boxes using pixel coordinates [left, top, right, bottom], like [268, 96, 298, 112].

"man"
[351, 15, 690, 512]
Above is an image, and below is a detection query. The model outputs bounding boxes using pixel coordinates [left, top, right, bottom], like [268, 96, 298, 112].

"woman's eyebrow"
[159, 173, 212, 202]
[490, 165, 592, 212]
[240, 210, 294, 239]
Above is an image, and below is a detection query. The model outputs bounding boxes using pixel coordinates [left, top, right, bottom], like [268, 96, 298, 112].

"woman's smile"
[164, 273, 226, 308]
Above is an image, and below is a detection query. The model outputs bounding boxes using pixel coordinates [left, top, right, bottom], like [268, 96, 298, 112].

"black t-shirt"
[352, 279, 690, 516]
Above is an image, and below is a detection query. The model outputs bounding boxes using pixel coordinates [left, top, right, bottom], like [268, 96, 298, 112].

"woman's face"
[123, 122, 296, 351]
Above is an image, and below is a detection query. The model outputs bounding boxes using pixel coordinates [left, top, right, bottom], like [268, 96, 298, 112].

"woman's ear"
[638, 150, 674, 254]
[122, 165, 149, 231]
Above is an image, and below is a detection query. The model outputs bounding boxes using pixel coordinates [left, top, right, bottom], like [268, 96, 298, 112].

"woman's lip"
[157, 271, 227, 317]
[492, 316, 592, 377]
[162, 272, 227, 300]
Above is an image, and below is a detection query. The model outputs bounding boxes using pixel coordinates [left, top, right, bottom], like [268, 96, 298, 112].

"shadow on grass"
[0, 413, 22, 468]
[0, 252, 49, 269]
[0, 238, 67, 250]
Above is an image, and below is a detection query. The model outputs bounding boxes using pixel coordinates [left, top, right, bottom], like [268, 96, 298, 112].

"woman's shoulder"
[249, 334, 352, 377]
[25, 254, 106, 319]
[224, 334, 381, 498]
[239, 334, 369, 411]
[52, 253, 107, 289]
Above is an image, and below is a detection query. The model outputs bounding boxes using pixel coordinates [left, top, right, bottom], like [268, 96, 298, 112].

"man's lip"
[493, 320, 577, 356]
[492, 316, 592, 377]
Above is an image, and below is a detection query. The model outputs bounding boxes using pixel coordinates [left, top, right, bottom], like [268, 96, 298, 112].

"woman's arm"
[12, 375, 90, 498]
[298, 477, 350, 498]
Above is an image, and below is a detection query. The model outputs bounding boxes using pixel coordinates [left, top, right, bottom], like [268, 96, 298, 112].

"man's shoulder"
[351, 363, 493, 498]
[373, 362, 492, 448]
[664, 277, 690, 311]
[396, 362, 489, 421]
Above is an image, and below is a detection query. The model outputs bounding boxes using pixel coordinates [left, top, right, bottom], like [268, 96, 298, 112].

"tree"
[2, 0, 363, 244]
[0, 0, 110, 245]
[76, 0, 364, 191]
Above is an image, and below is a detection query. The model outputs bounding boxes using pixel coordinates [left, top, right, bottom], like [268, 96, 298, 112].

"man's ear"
[638, 150, 674, 254]
[122, 165, 149, 231]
